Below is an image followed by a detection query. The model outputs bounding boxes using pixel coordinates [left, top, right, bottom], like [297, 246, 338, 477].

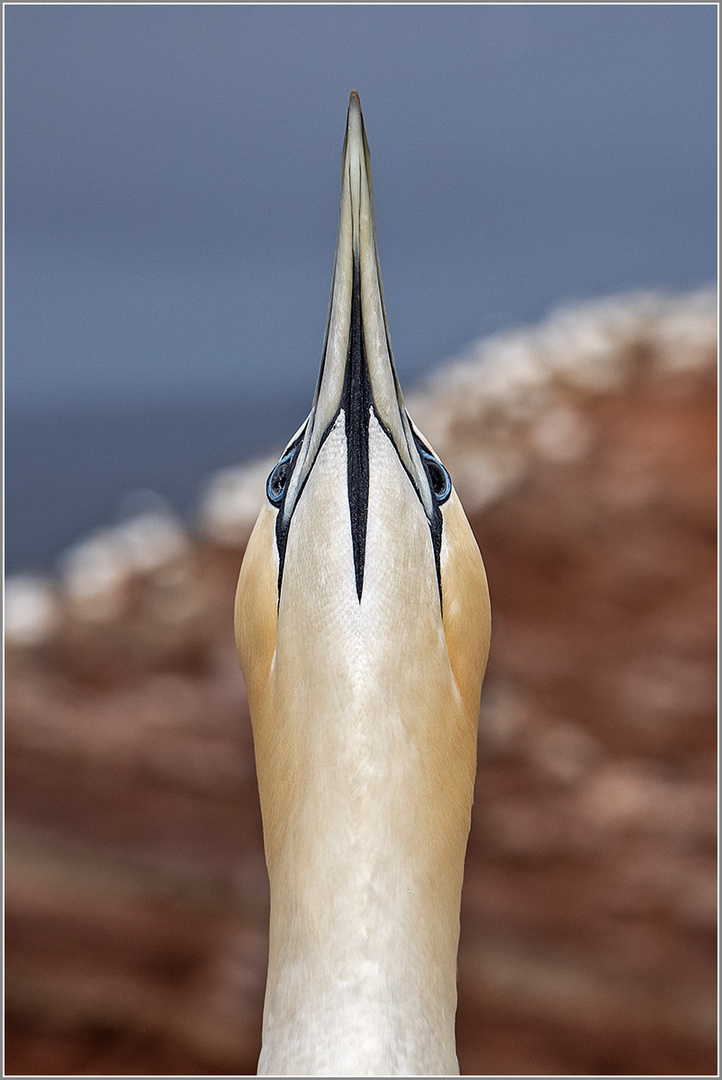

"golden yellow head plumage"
[235, 91, 490, 1077]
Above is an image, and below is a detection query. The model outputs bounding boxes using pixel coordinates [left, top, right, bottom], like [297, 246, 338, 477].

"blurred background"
[4, 4, 718, 1077]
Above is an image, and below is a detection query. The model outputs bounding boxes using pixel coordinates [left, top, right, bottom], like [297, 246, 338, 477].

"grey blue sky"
[5, 3, 717, 413]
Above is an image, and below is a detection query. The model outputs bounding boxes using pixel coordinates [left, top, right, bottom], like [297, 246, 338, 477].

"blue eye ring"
[267, 448, 296, 506]
[420, 448, 451, 504]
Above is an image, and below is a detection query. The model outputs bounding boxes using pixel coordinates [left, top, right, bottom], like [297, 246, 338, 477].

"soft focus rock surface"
[5, 290, 717, 1075]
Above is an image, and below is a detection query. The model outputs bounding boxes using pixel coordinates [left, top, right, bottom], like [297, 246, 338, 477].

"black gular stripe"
[344, 253, 371, 601]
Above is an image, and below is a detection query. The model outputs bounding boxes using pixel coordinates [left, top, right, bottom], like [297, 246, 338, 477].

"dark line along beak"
[281, 91, 434, 534]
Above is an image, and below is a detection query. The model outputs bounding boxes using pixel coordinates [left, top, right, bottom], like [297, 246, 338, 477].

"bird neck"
[253, 643, 472, 1075]
[256, 697, 466, 1077]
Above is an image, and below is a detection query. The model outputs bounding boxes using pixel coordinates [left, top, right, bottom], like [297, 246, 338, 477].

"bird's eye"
[267, 449, 295, 506]
[421, 449, 452, 504]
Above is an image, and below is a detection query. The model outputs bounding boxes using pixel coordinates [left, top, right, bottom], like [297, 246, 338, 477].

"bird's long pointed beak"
[282, 91, 433, 528]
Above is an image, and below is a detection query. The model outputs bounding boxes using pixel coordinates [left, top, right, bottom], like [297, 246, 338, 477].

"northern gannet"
[236, 91, 490, 1076]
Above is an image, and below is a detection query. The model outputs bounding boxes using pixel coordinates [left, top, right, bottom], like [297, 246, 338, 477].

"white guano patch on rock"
[58, 503, 189, 622]
[197, 457, 276, 547]
[5, 575, 61, 648]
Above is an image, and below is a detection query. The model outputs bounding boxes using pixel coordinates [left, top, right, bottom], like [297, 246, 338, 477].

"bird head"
[235, 91, 490, 805]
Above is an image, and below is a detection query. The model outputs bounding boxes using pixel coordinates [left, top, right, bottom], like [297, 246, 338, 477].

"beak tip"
[348, 90, 363, 124]
[346, 90, 365, 155]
